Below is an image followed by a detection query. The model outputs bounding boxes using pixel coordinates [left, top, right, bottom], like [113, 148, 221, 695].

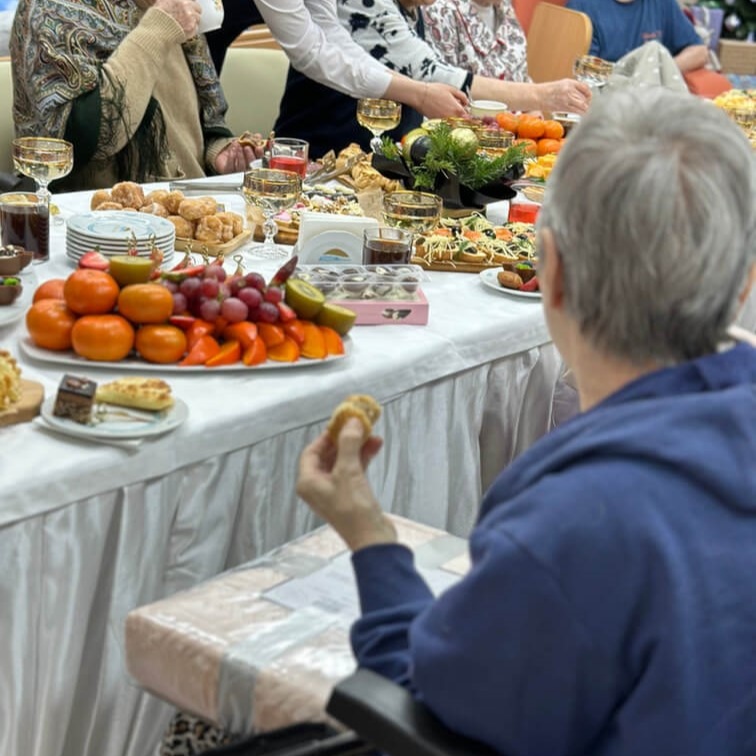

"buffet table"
[0, 179, 561, 756]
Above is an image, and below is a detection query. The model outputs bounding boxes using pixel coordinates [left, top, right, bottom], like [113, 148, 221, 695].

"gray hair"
[538, 88, 756, 364]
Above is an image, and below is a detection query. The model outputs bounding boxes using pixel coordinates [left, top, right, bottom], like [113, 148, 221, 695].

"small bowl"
[552, 112, 581, 136]
[470, 100, 508, 118]
[0, 253, 23, 276]
[0, 280, 22, 305]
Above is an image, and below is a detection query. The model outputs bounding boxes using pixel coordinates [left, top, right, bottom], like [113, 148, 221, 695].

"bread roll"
[327, 394, 381, 442]
[497, 270, 523, 290]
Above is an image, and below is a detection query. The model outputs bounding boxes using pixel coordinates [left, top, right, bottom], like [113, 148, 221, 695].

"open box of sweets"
[291, 264, 429, 325]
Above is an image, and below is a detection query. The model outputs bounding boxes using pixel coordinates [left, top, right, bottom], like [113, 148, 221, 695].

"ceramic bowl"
[0, 280, 22, 305]
[469, 100, 508, 118]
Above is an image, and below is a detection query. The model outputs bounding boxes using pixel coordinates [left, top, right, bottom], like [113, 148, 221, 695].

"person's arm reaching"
[673, 44, 708, 73]
[253, 0, 467, 116]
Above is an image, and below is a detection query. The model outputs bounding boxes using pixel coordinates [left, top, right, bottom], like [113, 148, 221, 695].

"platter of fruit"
[21, 255, 356, 371]
[479, 267, 540, 299]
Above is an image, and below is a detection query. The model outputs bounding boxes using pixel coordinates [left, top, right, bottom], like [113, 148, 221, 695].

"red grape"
[172, 292, 188, 315]
[205, 265, 227, 282]
[161, 280, 179, 294]
[264, 286, 283, 304]
[179, 277, 202, 299]
[257, 301, 280, 323]
[199, 298, 221, 322]
[229, 276, 247, 295]
[200, 277, 220, 298]
[238, 286, 263, 309]
[245, 272, 266, 291]
[221, 297, 249, 323]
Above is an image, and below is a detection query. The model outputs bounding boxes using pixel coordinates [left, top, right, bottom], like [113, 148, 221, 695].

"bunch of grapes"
[160, 265, 285, 325]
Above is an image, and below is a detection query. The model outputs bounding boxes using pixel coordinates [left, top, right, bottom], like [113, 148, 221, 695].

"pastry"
[111, 181, 145, 210]
[178, 197, 218, 222]
[326, 394, 381, 442]
[0, 350, 21, 410]
[53, 374, 97, 424]
[95, 377, 174, 411]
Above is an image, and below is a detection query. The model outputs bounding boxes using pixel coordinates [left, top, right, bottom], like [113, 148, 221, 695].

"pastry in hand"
[95, 377, 174, 411]
[327, 394, 381, 442]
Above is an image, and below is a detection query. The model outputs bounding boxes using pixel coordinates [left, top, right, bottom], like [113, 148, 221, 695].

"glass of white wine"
[383, 191, 442, 235]
[12, 137, 73, 204]
[243, 168, 302, 259]
[356, 98, 402, 153]
[573, 55, 614, 94]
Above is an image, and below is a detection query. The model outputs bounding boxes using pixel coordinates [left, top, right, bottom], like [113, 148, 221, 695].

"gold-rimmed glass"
[12, 137, 73, 203]
[573, 55, 614, 93]
[383, 191, 442, 238]
[356, 98, 402, 152]
[242, 168, 301, 259]
[476, 129, 515, 158]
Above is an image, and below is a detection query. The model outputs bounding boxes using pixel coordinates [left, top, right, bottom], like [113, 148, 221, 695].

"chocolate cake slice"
[53, 374, 97, 424]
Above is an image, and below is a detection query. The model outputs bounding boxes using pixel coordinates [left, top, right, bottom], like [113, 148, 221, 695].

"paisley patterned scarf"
[10, 0, 229, 182]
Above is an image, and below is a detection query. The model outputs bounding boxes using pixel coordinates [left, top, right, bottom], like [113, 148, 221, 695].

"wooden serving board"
[174, 228, 252, 258]
[411, 256, 502, 273]
[0, 379, 44, 428]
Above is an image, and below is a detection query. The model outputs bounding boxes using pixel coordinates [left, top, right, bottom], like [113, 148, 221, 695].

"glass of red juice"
[0, 192, 50, 263]
[508, 201, 540, 224]
[268, 138, 308, 179]
[363, 226, 413, 265]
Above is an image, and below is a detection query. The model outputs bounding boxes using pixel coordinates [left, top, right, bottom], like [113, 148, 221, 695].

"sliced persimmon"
[205, 340, 241, 367]
[282, 319, 306, 346]
[258, 323, 286, 348]
[267, 336, 300, 362]
[319, 325, 345, 356]
[300, 321, 327, 359]
[242, 338, 267, 366]
[223, 321, 258, 350]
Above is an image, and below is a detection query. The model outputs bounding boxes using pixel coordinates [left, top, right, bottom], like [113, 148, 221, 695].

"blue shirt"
[566, 0, 702, 62]
[350, 344, 756, 755]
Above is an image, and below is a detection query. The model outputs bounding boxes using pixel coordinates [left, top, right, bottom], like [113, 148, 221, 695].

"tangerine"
[64, 269, 120, 315]
[71, 314, 135, 361]
[536, 138, 563, 156]
[517, 116, 546, 140]
[135, 324, 187, 364]
[542, 120, 565, 139]
[118, 283, 174, 324]
[513, 138, 538, 156]
[32, 278, 66, 304]
[26, 299, 77, 351]
[495, 112, 520, 134]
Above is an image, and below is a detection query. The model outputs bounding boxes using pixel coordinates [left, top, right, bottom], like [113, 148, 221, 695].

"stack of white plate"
[66, 211, 175, 265]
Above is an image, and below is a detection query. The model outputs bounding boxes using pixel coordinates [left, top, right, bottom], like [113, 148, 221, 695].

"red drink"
[508, 202, 540, 224]
[268, 155, 307, 178]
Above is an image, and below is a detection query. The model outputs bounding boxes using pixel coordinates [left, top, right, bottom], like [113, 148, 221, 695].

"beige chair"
[526, 3, 592, 83]
[219, 46, 289, 137]
[0, 56, 14, 174]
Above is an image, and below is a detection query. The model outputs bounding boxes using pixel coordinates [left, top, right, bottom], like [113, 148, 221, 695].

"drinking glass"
[383, 191, 442, 235]
[242, 168, 302, 259]
[573, 55, 614, 93]
[268, 138, 309, 179]
[12, 137, 73, 204]
[362, 226, 413, 265]
[476, 129, 515, 158]
[356, 98, 402, 152]
[0, 192, 49, 264]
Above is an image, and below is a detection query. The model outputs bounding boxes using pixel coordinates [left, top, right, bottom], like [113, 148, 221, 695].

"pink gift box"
[330, 288, 429, 326]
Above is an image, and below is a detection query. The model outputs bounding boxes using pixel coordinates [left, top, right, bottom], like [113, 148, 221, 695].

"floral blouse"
[423, 0, 530, 82]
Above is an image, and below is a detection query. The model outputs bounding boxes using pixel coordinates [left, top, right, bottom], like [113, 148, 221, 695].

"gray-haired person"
[294, 89, 756, 755]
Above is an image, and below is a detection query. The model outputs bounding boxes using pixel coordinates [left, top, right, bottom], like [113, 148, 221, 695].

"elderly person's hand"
[153, 0, 202, 39]
[418, 82, 469, 119]
[213, 140, 258, 174]
[537, 79, 592, 114]
[297, 418, 397, 552]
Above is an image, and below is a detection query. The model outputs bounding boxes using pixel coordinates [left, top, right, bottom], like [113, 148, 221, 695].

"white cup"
[469, 100, 508, 118]
[197, 0, 224, 33]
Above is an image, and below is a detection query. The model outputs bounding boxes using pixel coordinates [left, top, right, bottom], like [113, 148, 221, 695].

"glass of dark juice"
[0, 192, 50, 263]
[363, 227, 413, 265]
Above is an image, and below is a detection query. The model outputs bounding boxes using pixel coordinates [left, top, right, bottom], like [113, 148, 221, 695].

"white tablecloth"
[0, 180, 561, 756]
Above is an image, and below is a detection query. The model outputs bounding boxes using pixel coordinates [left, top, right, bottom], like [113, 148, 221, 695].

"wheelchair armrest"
[326, 668, 498, 756]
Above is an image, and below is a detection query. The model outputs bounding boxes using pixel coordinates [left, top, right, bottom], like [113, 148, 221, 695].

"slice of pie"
[95, 377, 174, 412]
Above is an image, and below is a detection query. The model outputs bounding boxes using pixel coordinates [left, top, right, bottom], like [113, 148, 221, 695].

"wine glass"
[356, 98, 402, 153]
[383, 191, 442, 253]
[242, 167, 302, 259]
[573, 55, 614, 94]
[12, 137, 73, 203]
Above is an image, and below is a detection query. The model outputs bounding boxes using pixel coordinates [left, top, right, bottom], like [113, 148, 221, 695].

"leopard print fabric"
[160, 712, 238, 756]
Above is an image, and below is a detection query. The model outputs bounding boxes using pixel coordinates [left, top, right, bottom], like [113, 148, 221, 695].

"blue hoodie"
[350, 343, 756, 756]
